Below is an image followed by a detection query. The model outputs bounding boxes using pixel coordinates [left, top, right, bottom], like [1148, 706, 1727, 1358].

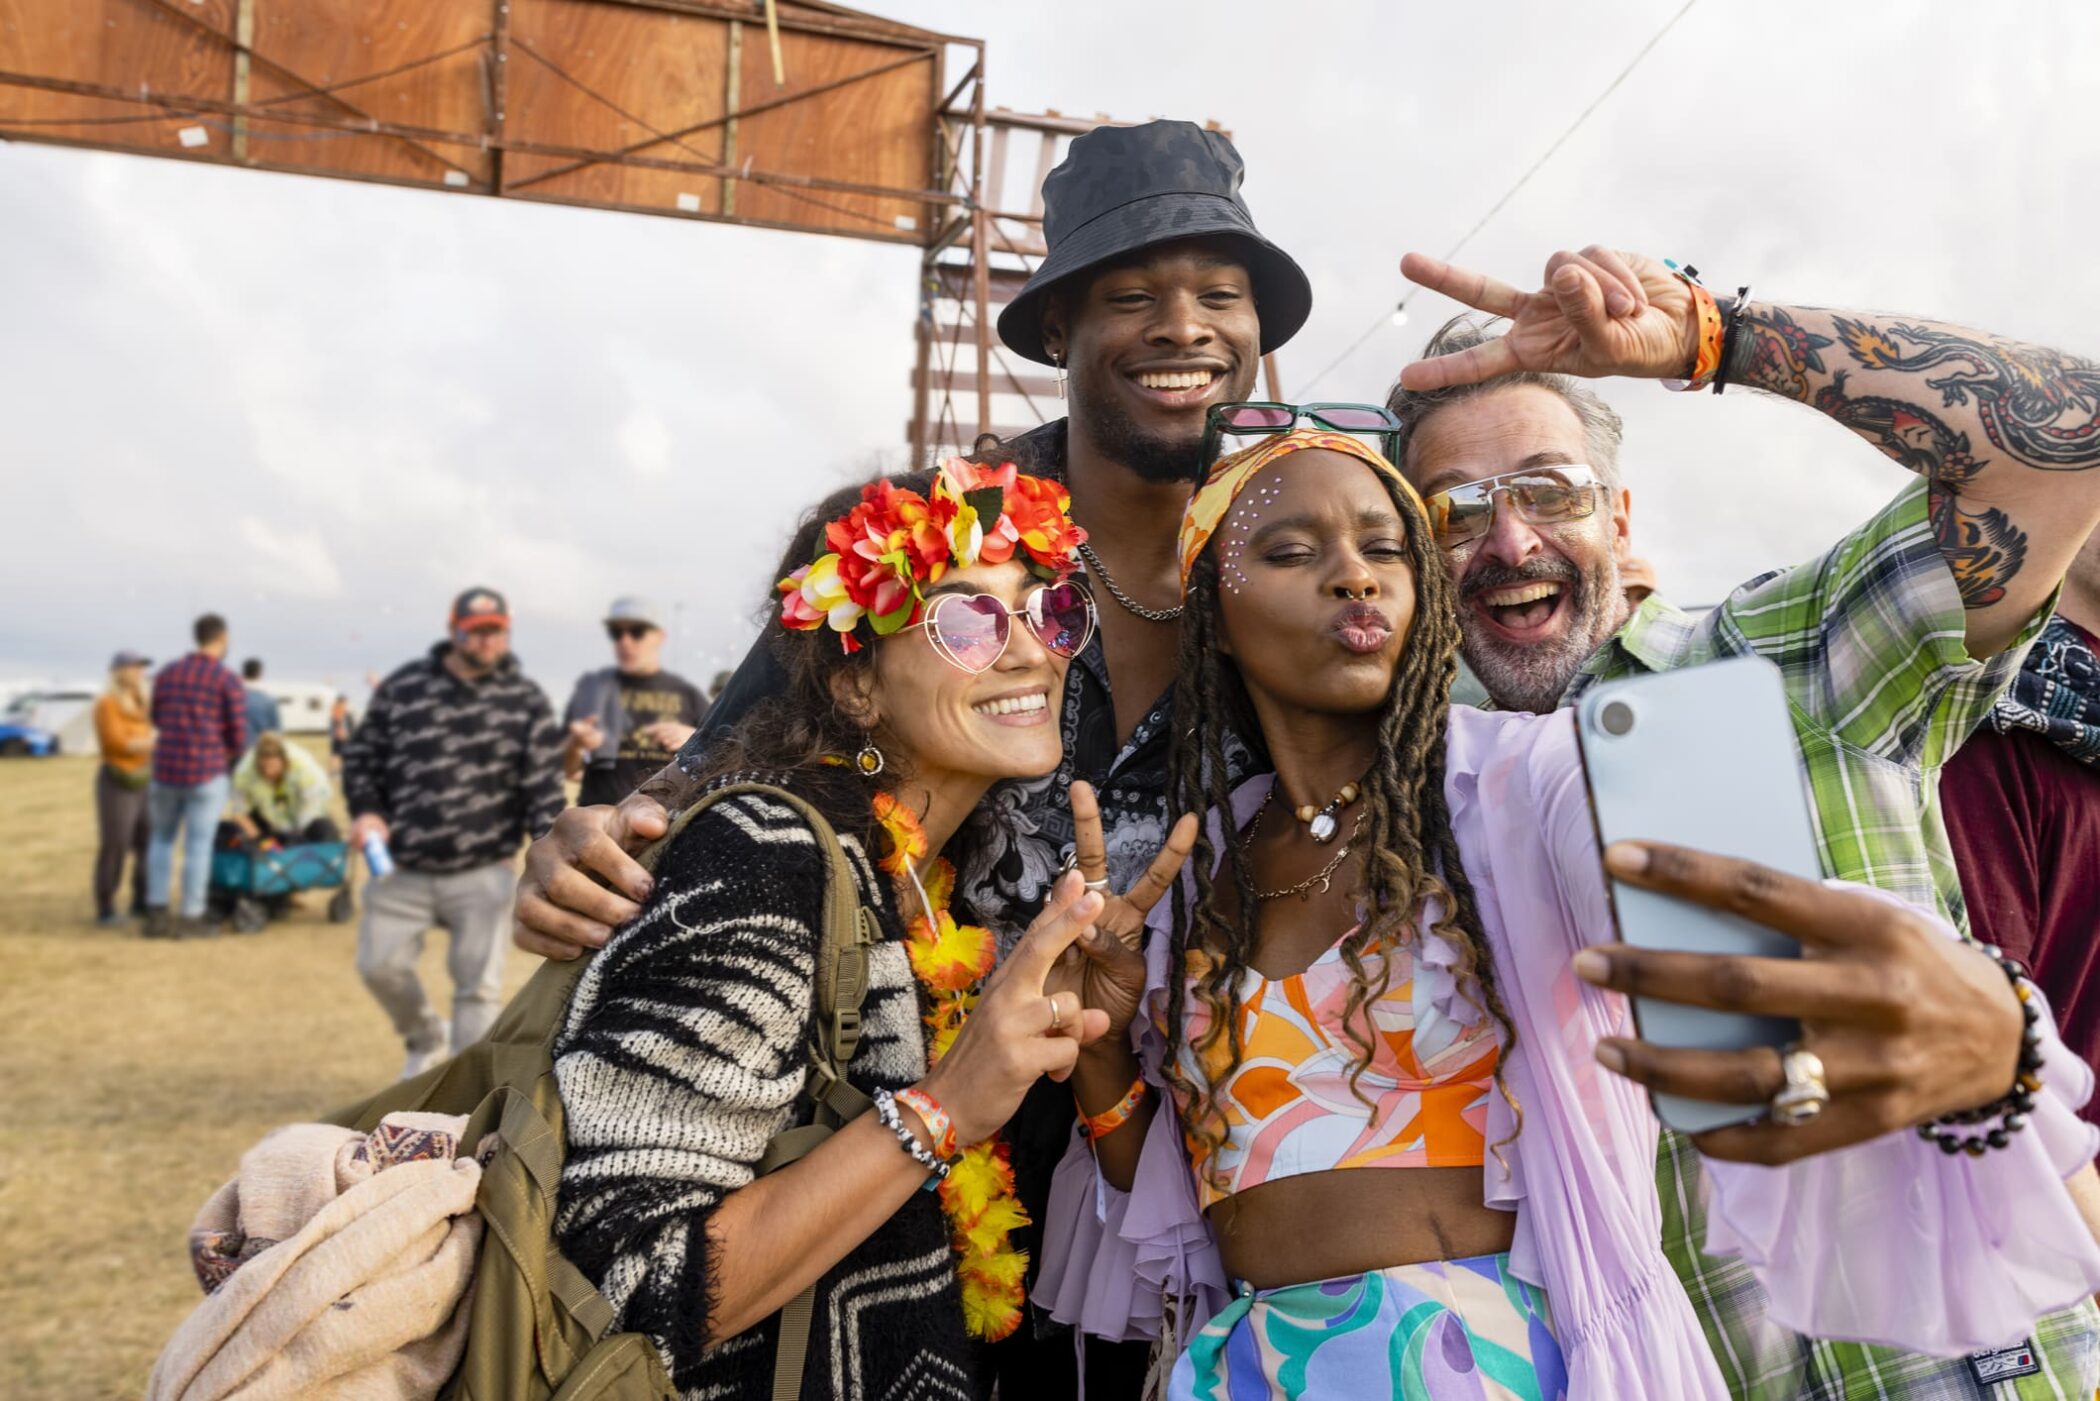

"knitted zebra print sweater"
[553, 789, 976, 1400]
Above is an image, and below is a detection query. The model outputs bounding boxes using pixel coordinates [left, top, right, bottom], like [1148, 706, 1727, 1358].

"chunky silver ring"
[1082, 878, 1113, 894]
[1047, 996, 1064, 1031]
[1769, 1044, 1830, 1127]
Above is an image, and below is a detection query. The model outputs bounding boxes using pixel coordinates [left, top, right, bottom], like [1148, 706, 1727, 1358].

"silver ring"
[1769, 1044, 1830, 1127]
[1082, 878, 1113, 893]
[1047, 996, 1064, 1031]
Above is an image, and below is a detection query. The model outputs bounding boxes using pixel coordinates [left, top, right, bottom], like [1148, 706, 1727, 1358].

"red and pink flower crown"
[777, 458, 1087, 653]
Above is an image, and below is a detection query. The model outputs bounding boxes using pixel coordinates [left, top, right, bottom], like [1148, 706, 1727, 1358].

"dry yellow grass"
[0, 742, 540, 1398]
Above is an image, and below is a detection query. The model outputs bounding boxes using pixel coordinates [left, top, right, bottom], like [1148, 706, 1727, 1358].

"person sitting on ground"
[240, 658, 280, 745]
[560, 597, 706, 808]
[552, 462, 1137, 1399]
[92, 648, 155, 926]
[231, 732, 340, 846]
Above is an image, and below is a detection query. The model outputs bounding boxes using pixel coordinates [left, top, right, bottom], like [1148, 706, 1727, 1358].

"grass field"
[0, 742, 539, 1398]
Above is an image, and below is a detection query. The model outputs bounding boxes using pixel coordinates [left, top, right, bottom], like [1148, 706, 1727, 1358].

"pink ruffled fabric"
[1038, 703, 2100, 1391]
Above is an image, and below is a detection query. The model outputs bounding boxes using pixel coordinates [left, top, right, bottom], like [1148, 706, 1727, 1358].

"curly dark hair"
[1159, 451, 1521, 1193]
[691, 469, 938, 851]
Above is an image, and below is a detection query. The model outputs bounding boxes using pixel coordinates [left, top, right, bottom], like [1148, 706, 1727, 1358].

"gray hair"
[1385, 315, 1626, 491]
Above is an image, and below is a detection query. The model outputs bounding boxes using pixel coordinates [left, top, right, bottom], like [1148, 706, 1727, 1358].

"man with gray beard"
[1387, 243, 2100, 1399]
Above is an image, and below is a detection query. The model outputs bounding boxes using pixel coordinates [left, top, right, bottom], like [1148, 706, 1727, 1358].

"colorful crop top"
[1164, 929, 1501, 1209]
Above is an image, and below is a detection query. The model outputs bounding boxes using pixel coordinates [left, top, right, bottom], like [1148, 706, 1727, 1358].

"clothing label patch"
[1967, 1339, 2039, 1386]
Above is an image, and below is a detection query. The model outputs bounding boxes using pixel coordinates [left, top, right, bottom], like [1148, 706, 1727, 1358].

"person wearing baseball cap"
[342, 586, 565, 1078]
[509, 119, 1312, 1399]
[561, 595, 707, 808]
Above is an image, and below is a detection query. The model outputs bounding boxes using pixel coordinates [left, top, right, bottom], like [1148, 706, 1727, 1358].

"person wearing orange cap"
[342, 587, 565, 1078]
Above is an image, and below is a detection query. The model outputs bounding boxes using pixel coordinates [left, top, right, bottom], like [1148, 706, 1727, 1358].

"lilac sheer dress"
[1038, 705, 2100, 1398]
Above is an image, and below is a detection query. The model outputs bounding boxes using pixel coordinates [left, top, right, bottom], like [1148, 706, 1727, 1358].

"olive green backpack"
[330, 783, 879, 1401]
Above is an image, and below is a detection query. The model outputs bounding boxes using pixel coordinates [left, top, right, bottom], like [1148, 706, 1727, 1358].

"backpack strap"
[634, 781, 880, 1401]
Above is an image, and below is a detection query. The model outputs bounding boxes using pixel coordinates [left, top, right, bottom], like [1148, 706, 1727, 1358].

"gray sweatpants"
[356, 861, 514, 1056]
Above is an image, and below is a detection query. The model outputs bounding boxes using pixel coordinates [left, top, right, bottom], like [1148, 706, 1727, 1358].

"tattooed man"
[1387, 245, 2100, 1400]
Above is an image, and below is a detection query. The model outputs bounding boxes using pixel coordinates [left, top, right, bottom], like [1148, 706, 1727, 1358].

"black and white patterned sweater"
[340, 643, 565, 874]
[552, 789, 975, 1401]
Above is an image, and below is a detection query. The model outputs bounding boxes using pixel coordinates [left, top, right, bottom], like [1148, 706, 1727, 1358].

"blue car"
[0, 722, 58, 757]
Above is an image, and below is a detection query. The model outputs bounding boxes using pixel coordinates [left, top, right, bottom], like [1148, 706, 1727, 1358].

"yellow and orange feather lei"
[875, 793, 1029, 1341]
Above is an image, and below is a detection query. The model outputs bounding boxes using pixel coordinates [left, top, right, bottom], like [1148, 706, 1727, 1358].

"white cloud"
[618, 409, 673, 479]
[235, 515, 347, 601]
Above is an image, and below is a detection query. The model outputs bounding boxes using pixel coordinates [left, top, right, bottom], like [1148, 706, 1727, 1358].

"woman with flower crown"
[549, 459, 1193, 1401]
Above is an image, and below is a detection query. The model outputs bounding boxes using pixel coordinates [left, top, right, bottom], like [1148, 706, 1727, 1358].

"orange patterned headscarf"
[1177, 429, 1424, 591]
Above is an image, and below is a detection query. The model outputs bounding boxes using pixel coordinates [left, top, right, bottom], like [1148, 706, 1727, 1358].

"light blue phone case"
[1573, 655, 1823, 1135]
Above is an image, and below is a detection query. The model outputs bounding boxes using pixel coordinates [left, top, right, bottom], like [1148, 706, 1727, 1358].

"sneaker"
[400, 1042, 449, 1080]
[174, 915, 224, 939]
[142, 908, 175, 939]
[95, 912, 121, 928]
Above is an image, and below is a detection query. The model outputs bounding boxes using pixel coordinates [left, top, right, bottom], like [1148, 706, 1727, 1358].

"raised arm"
[1731, 303, 2100, 650]
[1399, 246, 2100, 655]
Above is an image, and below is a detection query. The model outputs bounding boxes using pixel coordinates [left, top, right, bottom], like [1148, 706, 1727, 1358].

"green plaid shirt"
[1563, 477, 2095, 1398]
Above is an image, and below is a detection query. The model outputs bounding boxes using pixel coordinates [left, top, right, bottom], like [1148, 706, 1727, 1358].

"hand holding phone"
[1574, 656, 1823, 1134]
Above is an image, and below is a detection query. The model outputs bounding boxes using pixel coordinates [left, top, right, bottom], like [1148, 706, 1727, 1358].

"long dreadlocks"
[1159, 456, 1521, 1195]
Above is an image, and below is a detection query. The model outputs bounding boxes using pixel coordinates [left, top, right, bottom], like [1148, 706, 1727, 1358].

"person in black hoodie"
[343, 586, 564, 1078]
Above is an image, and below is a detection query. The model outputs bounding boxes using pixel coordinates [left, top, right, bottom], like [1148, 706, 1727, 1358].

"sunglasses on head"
[901, 581, 1097, 675]
[1201, 401, 1404, 469]
[1423, 464, 1606, 549]
[606, 623, 654, 642]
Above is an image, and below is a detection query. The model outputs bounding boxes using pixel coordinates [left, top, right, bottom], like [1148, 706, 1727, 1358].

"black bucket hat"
[996, 120, 1313, 366]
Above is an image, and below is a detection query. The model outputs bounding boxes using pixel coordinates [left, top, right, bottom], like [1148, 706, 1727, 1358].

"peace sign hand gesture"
[1395, 245, 1701, 391]
[1043, 781, 1200, 1043]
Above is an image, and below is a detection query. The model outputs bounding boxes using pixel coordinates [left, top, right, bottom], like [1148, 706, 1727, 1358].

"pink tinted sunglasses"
[903, 581, 1097, 674]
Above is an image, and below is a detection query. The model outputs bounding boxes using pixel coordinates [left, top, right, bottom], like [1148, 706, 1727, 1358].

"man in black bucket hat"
[509, 119, 1307, 1398]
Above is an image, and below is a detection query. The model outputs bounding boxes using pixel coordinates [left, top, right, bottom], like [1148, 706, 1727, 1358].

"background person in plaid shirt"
[1389, 244, 2100, 1398]
[144, 613, 246, 939]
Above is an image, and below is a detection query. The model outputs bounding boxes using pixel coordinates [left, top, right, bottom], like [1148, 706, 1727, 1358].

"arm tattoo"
[1811, 368, 2029, 608]
[1831, 318, 2100, 471]
[1730, 305, 1835, 402]
[1729, 304, 2098, 609]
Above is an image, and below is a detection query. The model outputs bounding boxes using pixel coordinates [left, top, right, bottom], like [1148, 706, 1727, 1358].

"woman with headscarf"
[1037, 427, 2100, 1399]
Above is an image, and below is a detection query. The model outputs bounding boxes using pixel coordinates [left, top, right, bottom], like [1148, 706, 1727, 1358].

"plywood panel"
[242, 0, 495, 186]
[729, 28, 934, 238]
[0, 0, 236, 155]
[502, 0, 731, 214]
[0, 0, 958, 246]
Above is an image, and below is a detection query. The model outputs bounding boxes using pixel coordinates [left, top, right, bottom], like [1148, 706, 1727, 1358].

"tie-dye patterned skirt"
[1167, 1252, 1568, 1400]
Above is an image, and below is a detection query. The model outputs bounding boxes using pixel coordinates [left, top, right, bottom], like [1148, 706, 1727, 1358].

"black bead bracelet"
[1916, 947, 2044, 1156]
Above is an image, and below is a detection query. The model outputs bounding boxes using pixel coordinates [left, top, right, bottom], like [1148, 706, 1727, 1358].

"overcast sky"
[4, 0, 2097, 702]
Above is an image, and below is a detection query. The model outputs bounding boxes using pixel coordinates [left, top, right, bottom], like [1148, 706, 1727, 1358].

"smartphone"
[1573, 654, 1822, 1135]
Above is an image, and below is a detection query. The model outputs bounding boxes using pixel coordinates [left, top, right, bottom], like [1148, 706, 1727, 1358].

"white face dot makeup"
[1220, 479, 1283, 595]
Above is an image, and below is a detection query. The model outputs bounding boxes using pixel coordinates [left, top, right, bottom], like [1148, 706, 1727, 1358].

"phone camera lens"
[1599, 700, 1635, 736]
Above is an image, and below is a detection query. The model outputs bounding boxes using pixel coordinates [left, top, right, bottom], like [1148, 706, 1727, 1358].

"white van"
[261, 682, 339, 736]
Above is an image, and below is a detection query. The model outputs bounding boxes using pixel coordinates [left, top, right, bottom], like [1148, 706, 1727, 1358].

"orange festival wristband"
[895, 1086, 957, 1160]
[1664, 269, 1725, 393]
[1080, 1078, 1149, 1142]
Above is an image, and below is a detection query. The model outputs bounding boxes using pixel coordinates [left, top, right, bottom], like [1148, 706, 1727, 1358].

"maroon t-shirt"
[1941, 714, 2100, 1131]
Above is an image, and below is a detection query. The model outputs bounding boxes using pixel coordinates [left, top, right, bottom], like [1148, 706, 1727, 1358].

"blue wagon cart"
[209, 839, 355, 933]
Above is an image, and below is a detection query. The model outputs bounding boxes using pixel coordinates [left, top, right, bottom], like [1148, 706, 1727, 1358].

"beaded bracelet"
[872, 1088, 950, 1183]
[1079, 1077, 1148, 1141]
[894, 1086, 957, 1161]
[1916, 946, 2044, 1156]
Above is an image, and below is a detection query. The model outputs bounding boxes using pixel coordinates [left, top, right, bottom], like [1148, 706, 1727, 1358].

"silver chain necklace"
[1077, 540, 1183, 623]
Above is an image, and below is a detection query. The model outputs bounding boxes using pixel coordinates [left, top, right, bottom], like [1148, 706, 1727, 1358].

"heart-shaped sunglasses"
[901, 581, 1098, 674]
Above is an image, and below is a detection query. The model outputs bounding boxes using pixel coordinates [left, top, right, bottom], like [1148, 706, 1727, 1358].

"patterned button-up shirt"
[1566, 476, 2094, 1399]
[149, 652, 248, 787]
